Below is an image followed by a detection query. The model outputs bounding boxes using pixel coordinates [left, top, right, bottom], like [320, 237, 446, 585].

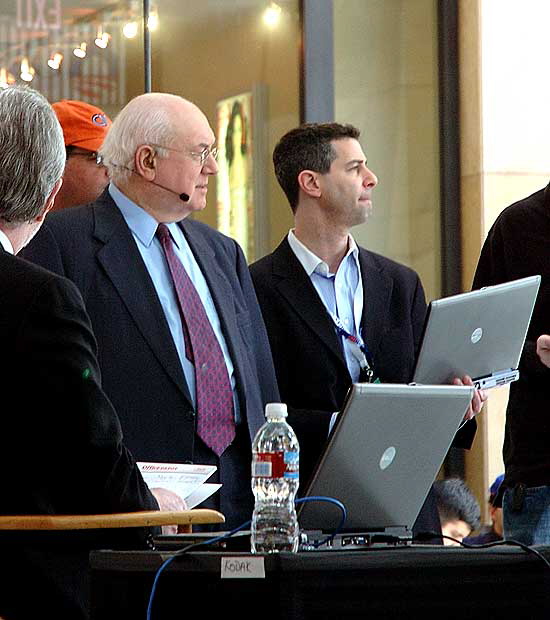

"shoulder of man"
[491, 185, 549, 230]
[358, 245, 421, 283]
[1, 250, 84, 311]
[181, 217, 244, 258]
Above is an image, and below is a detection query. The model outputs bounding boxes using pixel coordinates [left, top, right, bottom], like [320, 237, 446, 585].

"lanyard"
[329, 312, 377, 383]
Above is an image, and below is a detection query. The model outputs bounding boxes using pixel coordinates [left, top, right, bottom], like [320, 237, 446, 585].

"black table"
[90, 544, 550, 618]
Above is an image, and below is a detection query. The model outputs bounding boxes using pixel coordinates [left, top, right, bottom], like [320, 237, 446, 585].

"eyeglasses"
[149, 143, 218, 166]
[67, 149, 104, 166]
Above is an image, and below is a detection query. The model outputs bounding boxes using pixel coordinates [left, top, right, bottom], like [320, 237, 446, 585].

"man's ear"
[135, 145, 157, 180]
[36, 178, 63, 222]
[297, 169, 321, 199]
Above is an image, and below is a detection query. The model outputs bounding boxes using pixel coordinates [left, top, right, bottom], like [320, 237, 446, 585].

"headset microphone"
[109, 162, 190, 202]
[149, 180, 190, 202]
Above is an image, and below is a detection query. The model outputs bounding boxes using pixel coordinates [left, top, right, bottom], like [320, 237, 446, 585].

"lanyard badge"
[330, 313, 378, 383]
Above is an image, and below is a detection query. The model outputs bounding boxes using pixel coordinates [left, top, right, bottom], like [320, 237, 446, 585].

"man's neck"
[0, 222, 34, 255]
[115, 180, 191, 224]
[294, 215, 351, 273]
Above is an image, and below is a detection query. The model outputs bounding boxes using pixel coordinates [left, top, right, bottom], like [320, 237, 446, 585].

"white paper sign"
[220, 556, 265, 579]
[137, 462, 221, 509]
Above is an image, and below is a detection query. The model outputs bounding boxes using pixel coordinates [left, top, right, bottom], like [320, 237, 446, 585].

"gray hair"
[100, 93, 181, 184]
[0, 85, 65, 223]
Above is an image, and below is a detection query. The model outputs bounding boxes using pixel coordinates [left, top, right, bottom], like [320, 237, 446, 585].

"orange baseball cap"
[52, 99, 112, 152]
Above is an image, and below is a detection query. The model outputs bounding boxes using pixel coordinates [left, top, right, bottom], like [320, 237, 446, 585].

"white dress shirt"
[0, 229, 14, 254]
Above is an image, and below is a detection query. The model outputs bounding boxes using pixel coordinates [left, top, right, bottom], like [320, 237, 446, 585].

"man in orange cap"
[52, 99, 111, 210]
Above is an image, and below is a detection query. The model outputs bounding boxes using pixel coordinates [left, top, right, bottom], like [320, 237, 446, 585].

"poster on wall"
[216, 92, 255, 261]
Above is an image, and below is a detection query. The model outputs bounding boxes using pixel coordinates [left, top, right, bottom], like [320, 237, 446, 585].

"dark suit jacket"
[23, 189, 279, 527]
[250, 237, 476, 537]
[0, 247, 158, 620]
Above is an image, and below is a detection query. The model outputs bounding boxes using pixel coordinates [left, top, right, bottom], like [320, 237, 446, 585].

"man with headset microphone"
[24, 92, 279, 530]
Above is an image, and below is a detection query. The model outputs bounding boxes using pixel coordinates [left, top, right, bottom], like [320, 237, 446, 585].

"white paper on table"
[137, 462, 220, 508]
[184, 483, 222, 509]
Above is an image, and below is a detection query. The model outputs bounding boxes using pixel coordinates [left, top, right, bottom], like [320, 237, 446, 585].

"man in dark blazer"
[0, 86, 160, 619]
[250, 123, 485, 539]
[24, 93, 279, 529]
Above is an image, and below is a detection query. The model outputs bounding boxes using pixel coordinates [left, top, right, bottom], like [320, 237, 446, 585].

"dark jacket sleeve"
[233, 240, 280, 408]
[11, 273, 158, 527]
[21, 222, 66, 276]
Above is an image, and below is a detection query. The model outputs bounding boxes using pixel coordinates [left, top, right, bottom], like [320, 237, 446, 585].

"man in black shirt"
[473, 184, 550, 545]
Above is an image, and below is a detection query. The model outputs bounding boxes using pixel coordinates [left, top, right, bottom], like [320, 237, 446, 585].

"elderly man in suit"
[24, 92, 279, 529]
[0, 86, 163, 619]
[250, 123, 486, 539]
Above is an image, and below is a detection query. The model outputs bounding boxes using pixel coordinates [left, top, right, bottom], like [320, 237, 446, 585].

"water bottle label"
[253, 451, 299, 478]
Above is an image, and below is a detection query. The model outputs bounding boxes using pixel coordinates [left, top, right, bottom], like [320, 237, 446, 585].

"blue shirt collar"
[109, 182, 182, 249]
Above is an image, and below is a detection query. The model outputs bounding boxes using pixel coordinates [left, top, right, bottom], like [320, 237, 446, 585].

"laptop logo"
[471, 327, 483, 344]
[379, 446, 396, 470]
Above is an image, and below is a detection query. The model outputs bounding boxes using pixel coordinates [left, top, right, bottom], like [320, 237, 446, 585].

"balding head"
[100, 92, 218, 222]
[100, 93, 208, 184]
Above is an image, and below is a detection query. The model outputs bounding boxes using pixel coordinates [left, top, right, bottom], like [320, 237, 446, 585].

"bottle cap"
[265, 402, 287, 419]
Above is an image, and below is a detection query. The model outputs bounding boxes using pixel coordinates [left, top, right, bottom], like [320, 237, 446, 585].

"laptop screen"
[297, 383, 473, 533]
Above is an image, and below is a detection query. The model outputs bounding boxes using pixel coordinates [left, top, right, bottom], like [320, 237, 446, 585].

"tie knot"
[156, 223, 171, 243]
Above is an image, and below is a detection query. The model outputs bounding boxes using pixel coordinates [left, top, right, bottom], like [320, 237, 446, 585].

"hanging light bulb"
[73, 42, 87, 59]
[123, 20, 138, 38]
[147, 8, 159, 31]
[263, 2, 282, 28]
[20, 57, 35, 82]
[47, 52, 64, 70]
[0, 67, 15, 88]
[94, 26, 110, 49]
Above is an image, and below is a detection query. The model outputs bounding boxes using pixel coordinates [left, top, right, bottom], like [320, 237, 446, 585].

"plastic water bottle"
[251, 403, 299, 553]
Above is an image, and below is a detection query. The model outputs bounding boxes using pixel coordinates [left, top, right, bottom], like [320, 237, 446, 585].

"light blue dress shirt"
[287, 229, 364, 382]
[109, 183, 240, 421]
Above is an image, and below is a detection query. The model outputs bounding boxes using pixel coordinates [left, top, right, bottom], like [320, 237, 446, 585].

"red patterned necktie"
[156, 223, 236, 456]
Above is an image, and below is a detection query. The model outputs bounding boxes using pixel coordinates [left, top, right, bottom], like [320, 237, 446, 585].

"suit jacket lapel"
[272, 238, 348, 372]
[92, 192, 192, 405]
[359, 248, 392, 361]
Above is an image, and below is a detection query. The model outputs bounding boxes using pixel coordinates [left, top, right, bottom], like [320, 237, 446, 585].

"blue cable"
[146, 520, 251, 620]
[295, 496, 347, 547]
[147, 496, 346, 618]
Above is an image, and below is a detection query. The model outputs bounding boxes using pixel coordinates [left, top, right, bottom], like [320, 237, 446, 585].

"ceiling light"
[147, 10, 159, 31]
[47, 52, 63, 70]
[0, 67, 15, 88]
[263, 2, 282, 28]
[73, 42, 87, 59]
[123, 21, 138, 38]
[20, 57, 35, 82]
[95, 27, 110, 49]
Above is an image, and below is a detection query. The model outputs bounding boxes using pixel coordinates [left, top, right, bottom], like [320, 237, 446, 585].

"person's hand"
[536, 334, 550, 368]
[150, 487, 188, 535]
[452, 375, 488, 421]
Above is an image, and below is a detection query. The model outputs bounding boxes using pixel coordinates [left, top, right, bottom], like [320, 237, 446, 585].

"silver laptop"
[412, 275, 540, 390]
[298, 383, 473, 534]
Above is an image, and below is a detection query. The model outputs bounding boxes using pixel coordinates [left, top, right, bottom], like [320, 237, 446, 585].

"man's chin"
[187, 200, 207, 213]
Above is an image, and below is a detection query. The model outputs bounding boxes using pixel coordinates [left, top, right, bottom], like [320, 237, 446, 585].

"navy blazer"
[251, 237, 476, 538]
[23, 190, 279, 527]
[0, 247, 158, 619]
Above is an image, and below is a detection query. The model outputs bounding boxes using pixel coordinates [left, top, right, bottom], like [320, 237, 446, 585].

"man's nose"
[363, 167, 378, 188]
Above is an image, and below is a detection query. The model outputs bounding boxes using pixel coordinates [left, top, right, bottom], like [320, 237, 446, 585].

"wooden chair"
[0, 509, 224, 533]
